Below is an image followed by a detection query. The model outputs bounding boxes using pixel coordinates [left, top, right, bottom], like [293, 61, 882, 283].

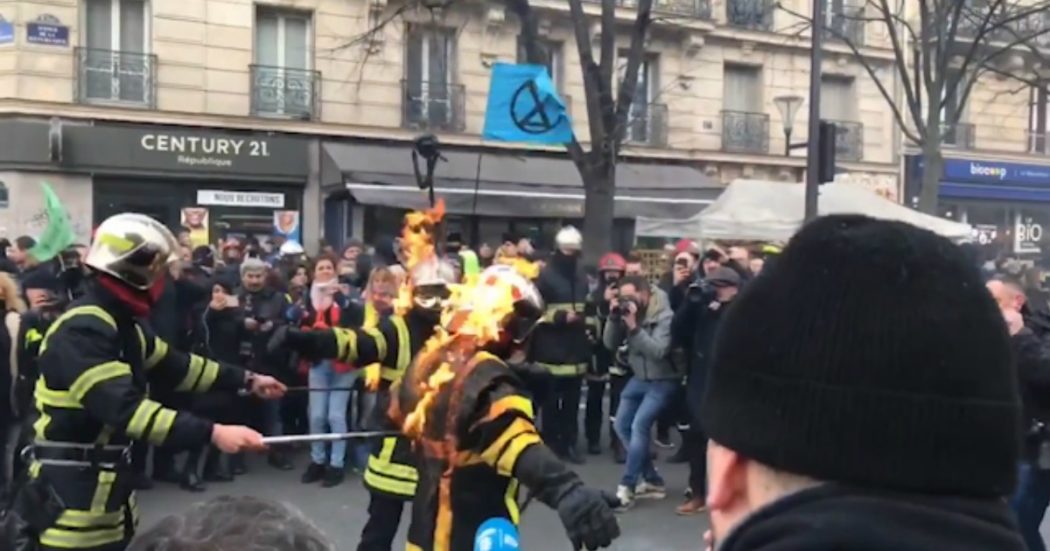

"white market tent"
[635, 179, 974, 242]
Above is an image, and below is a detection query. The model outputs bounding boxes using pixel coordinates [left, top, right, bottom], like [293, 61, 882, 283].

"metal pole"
[804, 0, 825, 221]
[784, 128, 792, 156]
[262, 431, 400, 446]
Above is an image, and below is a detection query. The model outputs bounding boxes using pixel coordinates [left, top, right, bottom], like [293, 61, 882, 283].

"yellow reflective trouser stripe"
[175, 355, 206, 392]
[197, 359, 220, 392]
[40, 526, 125, 548]
[536, 362, 587, 376]
[41, 306, 117, 354]
[35, 377, 82, 409]
[392, 317, 411, 372]
[55, 508, 124, 529]
[70, 362, 131, 402]
[363, 327, 387, 363]
[126, 399, 162, 439]
[92, 470, 116, 511]
[480, 417, 539, 477]
[145, 337, 169, 369]
[364, 468, 417, 496]
[483, 395, 535, 422]
[367, 437, 419, 481]
[506, 479, 521, 525]
[148, 409, 177, 446]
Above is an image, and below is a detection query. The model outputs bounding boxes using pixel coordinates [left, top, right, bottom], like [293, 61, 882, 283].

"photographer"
[988, 277, 1050, 551]
[584, 253, 626, 458]
[671, 266, 740, 515]
[603, 276, 676, 511]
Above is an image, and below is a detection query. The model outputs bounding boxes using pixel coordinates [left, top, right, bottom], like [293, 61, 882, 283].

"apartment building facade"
[0, 0, 901, 249]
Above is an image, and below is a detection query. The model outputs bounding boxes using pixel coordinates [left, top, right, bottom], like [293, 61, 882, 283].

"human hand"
[244, 318, 260, 331]
[673, 266, 690, 285]
[259, 321, 274, 333]
[211, 424, 266, 454]
[210, 296, 227, 310]
[1004, 308, 1024, 336]
[623, 302, 638, 330]
[603, 285, 618, 302]
[249, 374, 287, 399]
[566, 311, 580, 324]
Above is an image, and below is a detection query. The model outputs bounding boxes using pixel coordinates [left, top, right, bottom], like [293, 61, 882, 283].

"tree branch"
[612, 0, 654, 146]
[568, 0, 607, 148]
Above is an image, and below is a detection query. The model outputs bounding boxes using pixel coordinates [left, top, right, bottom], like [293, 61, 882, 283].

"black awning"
[323, 143, 722, 219]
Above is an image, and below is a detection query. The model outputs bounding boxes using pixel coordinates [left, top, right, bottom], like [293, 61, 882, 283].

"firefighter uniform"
[291, 309, 437, 551]
[29, 286, 248, 550]
[530, 260, 594, 459]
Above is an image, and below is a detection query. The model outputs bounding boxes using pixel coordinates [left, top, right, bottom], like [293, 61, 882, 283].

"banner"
[274, 210, 301, 243]
[482, 63, 572, 145]
[28, 182, 76, 262]
[180, 207, 210, 248]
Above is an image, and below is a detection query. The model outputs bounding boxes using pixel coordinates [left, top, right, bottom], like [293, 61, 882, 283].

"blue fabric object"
[614, 378, 676, 487]
[482, 63, 573, 145]
[1010, 462, 1050, 551]
[474, 517, 520, 551]
[308, 362, 357, 468]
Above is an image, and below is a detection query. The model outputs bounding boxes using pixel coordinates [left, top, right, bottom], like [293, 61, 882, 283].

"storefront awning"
[323, 142, 721, 219]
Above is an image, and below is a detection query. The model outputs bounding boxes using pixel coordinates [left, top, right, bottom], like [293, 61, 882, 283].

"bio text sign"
[943, 158, 1050, 187]
[197, 189, 285, 208]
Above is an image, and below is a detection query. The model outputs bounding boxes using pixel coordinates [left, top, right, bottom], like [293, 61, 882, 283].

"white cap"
[555, 226, 582, 251]
[279, 240, 304, 256]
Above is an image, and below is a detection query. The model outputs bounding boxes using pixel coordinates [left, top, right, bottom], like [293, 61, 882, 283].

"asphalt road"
[137, 440, 707, 551]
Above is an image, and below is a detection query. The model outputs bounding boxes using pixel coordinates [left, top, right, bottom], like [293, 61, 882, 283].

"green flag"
[28, 182, 76, 262]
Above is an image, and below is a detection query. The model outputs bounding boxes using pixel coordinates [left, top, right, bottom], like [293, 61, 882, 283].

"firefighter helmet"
[411, 257, 456, 310]
[446, 264, 544, 344]
[87, 213, 179, 290]
[598, 252, 626, 273]
[555, 226, 583, 252]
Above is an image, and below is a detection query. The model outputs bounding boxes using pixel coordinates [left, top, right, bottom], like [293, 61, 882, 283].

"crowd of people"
[2, 209, 1050, 551]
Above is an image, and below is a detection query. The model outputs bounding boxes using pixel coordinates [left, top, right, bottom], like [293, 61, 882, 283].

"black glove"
[555, 483, 621, 550]
[266, 326, 337, 360]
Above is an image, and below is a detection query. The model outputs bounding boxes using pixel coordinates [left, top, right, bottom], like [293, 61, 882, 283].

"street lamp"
[772, 95, 805, 156]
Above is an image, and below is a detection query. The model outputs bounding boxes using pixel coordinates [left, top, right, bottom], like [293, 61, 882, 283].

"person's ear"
[706, 441, 747, 512]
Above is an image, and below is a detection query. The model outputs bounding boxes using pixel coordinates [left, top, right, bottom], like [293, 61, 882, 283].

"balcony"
[826, 119, 863, 161]
[402, 80, 466, 132]
[942, 122, 976, 149]
[721, 110, 770, 153]
[75, 47, 156, 108]
[250, 65, 321, 120]
[625, 103, 669, 147]
[587, 0, 712, 18]
[727, 0, 774, 31]
[825, 5, 865, 46]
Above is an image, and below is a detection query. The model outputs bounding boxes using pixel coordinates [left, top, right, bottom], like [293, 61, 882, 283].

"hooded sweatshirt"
[717, 483, 1024, 551]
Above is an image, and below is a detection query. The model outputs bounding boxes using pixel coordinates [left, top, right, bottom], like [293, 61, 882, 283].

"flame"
[394, 199, 446, 315]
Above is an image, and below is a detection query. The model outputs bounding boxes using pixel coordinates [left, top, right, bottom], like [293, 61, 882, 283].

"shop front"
[320, 141, 722, 252]
[0, 117, 311, 248]
[905, 154, 1050, 255]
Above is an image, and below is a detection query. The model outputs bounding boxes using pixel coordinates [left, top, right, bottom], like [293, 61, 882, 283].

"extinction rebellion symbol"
[510, 80, 559, 135]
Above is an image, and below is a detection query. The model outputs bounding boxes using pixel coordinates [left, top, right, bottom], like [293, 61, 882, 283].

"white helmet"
[555, 226, 583, 252]
[444, 264, 545, 344]
[279, 240, 304, 257]
[411, 257, 457, 310]
[87, 213, 179, 290]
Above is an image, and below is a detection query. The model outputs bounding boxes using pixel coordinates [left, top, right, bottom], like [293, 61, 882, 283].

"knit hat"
[701, 215, 1020, 497]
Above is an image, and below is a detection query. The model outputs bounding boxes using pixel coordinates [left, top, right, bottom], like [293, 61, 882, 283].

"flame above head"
[394, 199, 446, 315]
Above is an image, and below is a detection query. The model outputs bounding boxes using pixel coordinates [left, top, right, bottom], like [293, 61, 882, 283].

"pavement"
[137, 438, 709, 551]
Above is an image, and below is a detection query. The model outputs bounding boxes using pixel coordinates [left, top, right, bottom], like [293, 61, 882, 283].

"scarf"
[98, 273, 165, 317]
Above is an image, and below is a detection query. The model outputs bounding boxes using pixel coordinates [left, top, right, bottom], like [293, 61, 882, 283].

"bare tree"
[783, 0, 1050, 213]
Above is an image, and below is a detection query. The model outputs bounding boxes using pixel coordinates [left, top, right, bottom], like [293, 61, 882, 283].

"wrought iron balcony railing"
[625, 103, 669, 147]
[942, 122, 976, 149]
[727, 0, 774, 31]
[75, 47, 156, 108]
[826, 119, 863, 161]
[611, 0, 713, 18]
[825, 4, 865, 46]
[250, 65, 321, 120]
[722, 110, 770, 153]
[401, 79, 467, 133]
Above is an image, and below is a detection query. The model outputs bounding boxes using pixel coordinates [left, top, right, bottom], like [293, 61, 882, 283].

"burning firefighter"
[391, 263, 620, 551]
[3, 213, 286, 551]
[268, 204, 455, 551]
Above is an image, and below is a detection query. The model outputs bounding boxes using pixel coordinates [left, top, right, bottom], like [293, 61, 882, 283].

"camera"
[611, 297, 638, 318]
[687, 279, 716, 303]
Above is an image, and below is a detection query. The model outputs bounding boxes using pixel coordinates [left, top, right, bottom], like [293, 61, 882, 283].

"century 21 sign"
[140, 134, 272, 157]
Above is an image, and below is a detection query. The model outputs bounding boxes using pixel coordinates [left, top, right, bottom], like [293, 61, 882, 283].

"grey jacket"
[603, 287, 678, 381]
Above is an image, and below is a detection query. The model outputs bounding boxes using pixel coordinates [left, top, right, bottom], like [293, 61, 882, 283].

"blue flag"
[483, 63, 573, 145]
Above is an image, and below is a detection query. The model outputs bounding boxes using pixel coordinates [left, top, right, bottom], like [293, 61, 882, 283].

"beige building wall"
[0, 0, 902, 184]
[0, 171, 93, 242]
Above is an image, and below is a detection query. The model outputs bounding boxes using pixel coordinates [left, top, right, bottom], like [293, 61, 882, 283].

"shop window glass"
[0, 181, 8, 208]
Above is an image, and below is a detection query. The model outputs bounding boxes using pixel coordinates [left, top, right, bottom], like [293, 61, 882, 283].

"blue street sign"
[27, 15, 69, 46]
[0, 18, 14, 45]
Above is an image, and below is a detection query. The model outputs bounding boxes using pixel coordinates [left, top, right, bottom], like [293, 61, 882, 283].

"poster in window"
[1015, 210, 1046, 255]
[180, 207, 210, 248]
[274, 210, 301, 243]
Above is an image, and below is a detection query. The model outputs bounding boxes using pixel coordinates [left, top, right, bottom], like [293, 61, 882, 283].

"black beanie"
[701, 215, 1020, 497]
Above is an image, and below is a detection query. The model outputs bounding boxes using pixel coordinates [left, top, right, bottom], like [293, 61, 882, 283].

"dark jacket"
[717, 483, 1024, 551]
[199, 306, 245, 364]
[237, 286, 290, 377]
[1013, 328, 1050, 461]
[530, 255, 592, 374]
[672, 289, 732, 425]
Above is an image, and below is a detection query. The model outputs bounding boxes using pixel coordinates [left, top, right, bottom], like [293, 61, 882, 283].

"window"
[1029, 84, 1048, 153]
[723, 64, 761, 112]
[941, 69, 971, 147]
[820, 76, 855, 120]
[517, 38, 563, 91]
[405, 27, 457, 129]
[82, 0, 150, 104]
[253, 8, 313, 118]
[618, 54, 660, 143]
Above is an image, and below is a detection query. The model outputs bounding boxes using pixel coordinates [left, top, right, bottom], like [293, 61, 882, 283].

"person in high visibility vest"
[6, 213, 286, 551]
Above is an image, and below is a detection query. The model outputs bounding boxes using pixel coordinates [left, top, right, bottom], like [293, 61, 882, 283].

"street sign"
[26, 15, 68, 46]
